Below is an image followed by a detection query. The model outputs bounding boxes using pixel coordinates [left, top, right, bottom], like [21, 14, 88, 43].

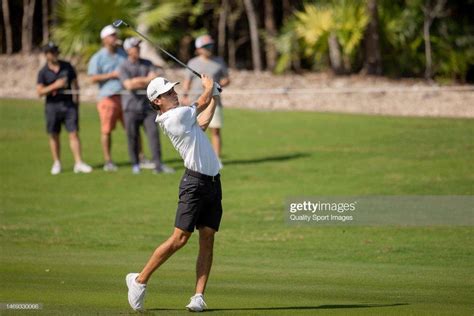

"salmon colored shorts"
[97, 95, 124, 134]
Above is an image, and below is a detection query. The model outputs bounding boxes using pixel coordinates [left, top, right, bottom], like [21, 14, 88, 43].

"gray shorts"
[45, 102, 78, 134]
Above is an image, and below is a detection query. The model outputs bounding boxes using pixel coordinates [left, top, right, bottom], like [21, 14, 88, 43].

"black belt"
[185, 168, 220, 182]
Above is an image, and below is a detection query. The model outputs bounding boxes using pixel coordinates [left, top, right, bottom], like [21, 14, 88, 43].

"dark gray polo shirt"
[119, 58, 158, 112]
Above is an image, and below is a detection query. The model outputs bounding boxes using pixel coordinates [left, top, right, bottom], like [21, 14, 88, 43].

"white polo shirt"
[155, 104, 220, 176]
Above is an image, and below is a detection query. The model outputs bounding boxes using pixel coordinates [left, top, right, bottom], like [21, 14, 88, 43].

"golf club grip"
[186, 69, 222, 92]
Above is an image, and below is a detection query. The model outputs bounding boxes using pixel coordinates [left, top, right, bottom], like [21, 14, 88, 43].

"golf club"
[113, 19, 221, 92]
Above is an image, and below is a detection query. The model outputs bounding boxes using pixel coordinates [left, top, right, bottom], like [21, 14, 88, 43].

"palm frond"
[53, 0, 140, 61]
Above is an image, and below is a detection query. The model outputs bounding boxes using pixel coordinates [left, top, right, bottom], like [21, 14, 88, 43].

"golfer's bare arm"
[197, 96, 219, 131]
[36, 77, 67, 97]
[192, 74, 217, 131]
[194, 73, 228, 130]
[193, 75, 213, 110]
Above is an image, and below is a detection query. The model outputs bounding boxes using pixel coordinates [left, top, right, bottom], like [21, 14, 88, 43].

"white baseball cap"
[147, 77, 179, 102]
[100, 25, 117, 39]
[123, 37, 142, 50]
[195, 34, 214, 49]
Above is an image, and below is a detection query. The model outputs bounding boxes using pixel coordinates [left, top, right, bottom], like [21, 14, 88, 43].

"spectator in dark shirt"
[36, 42, 92, 175]
[119, 37, 175, 174]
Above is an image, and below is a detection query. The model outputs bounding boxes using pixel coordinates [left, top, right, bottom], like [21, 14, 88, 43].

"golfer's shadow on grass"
[149, 303, 408, 312]
[88, 153, 310, 171]
[222, 152, 311, 166]
[88, 159, 181, 170]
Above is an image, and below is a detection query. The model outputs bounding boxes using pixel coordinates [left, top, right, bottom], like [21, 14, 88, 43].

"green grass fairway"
[1, 98, 473, 315]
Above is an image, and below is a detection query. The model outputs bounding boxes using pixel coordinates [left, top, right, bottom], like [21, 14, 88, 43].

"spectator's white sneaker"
[126, 273, 146, 311]
[132, 164, 141, 174]
[51, 161, 61, 175]
[74, 162, 92, 174]
[139, 159, 155, 170]
[186, 294, 207, 312]
[160, 163, 175, 174]
[153, 164, 176, 174]
[103, 161, 118, 172]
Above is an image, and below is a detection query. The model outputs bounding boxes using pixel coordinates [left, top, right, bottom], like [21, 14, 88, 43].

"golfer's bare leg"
[195, 226, 216, 294]
[101, 132, 112, 162]
[49, 134, 60, 161]
[136, 227, 191, 284]
[210, 128, 221, 158]
[68, 131, 82, 164]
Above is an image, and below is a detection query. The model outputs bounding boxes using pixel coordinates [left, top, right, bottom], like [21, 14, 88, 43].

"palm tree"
[42, 0, 50, 44]
[138, 0, 190, 66]
[22, 0, 37, 53]
[277, 0, 369, 74]
[53, 0, 141, 62]
[378, 1, 425, 77]
[263, 0, 277, 71]
[52, 0, 193, 65]
[243, 0, 262, 71]
[2, 0, 13, 54]
[275, 18, 302, 74]
[217, 0, 229, 59]
[226, 0, 245, 69]
[136, 0, 191, 67]
[422, 0, 447, 80]
[362, 0, 382, 75]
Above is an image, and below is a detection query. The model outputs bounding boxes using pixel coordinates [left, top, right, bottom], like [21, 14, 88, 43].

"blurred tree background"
[1, 0, 473, 82]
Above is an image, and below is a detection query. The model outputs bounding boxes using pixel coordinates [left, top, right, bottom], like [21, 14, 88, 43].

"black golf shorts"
[45, 102, 79, 134]
[175, 169, 223, 233]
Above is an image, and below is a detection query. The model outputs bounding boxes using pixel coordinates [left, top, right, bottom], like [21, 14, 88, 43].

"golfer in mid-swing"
[126, 74, 222, 312]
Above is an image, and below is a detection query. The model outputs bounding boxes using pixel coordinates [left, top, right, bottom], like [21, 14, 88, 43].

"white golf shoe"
[50, 161, 61, 175]
[186, 294, 207, 312]
[126, 273, 147, 311]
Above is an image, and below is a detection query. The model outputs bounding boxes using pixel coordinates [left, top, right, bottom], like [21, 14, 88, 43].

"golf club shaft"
[116, 20, 202, 79]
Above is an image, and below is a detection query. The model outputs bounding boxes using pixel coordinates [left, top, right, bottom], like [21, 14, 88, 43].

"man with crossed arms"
[126, 74, 221, 312]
